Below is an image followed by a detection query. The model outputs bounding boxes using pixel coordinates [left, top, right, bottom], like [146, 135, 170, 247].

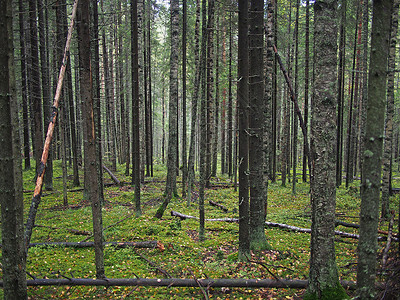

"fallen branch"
[335, 220, 397, 237]
[208, 200, 229, 213]
[133, 250, 171, 278]
[103, 165, 121, 186]
[170, 211, 397, 241]
[0, 277, 365, 290]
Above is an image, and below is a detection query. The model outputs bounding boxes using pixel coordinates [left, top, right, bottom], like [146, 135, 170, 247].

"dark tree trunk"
[182, 0, 188, 197]
[357, 0, 393, 298]
[227, 13, 233, 177]
[292, 0, 299, 194]
[91, 0, 105, 204]
[37, 0, 53, 191]
[0, 0, 28, 296]
[29, 0, 44, 180]
[18, 0, 31, 171]
[78, 0, 105, 279]
[198, 0, 208, 241]
[238, 0, 250, 260]
[336, 0, 346, 187]
[303, 0, 310, 183]
[131, 0, 141, 217]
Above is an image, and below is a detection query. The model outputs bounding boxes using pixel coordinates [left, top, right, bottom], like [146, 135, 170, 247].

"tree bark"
[357, 0, 393, 298]
[248, 0, 269, 251]
[381, 0, 399, 219]
[0, 0, 27, 296]
[78, 0, 105, 279]
[131, 0, 141, 217]
[238, 0, 250, 259]
[306, 1, 347, 298]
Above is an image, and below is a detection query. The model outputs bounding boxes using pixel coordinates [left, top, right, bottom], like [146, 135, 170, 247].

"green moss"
[303, 284, 350, 300]
[250, 238, 272, 251]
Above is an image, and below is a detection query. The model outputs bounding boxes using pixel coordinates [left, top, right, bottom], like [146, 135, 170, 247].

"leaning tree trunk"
[306, 0, 347, 298]
[357, 0, 393, 298]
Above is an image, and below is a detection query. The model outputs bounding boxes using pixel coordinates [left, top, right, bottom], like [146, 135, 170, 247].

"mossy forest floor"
[1, 161, 399, 299]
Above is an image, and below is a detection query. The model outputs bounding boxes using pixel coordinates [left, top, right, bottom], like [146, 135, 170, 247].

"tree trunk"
[227, 13, 233, 177]
[131, 0, 141, 217]
[303, 0, 310, 183]
[292, 0, 299, 194]
[357, 0, 393, 298]
[29, 0, 44, 181]
[198, 0, 208, 241]
[187, 0, 201, 206]
[163, 0, 179, 201]
[336, 0, 346, 187]
[18, 0, 31, 171]
[182, 0, 188, 196]
[381, 0, 399, 219]
[249, 0, 269, 251]
[238, 0, 250, 259]
[78, 0, 105, 279]
[0, 0, 28, 295]
[306, 1, 347, 298]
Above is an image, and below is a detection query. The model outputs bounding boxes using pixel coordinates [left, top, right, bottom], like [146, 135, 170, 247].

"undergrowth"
[0, 160, 398, 299]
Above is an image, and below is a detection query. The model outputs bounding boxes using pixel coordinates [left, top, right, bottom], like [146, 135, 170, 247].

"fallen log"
[171, 211, 238, 223]
[2, 241, 158, 249]
[170, 211, 398, 241]
[0, 277, 365, 290]
[335, 220, 398, 237]
[208, 200, 229, 213]
[103, 165, 121, 186]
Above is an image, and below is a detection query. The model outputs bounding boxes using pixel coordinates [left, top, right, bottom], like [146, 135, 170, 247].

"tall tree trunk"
[249, 0, 269, 251]
[357, 0, 393, 298]
[306, 0, 347, 298]
[91, 0, 105, 204]
[227, 12, 233, 178]
[163, 0, 179, 199]
[198, 0, 208, 241]
[381, 0, 399, 219]
[131, 0, 141, 216]
[29, 0, 44, 181]
[303, 0, 310, 183]
[38, 0, 53, 191]
[0, 0, 27, 295]
[345, 4, 361, 188]
[78, 0, 105, 279]
[336, 0, 346, 187]
[292, 0, 299, 194]
[182, 0, 188, 197]
[187, 0, 201, 207]
[212, 14, 220, 178]
[19, 0, 31, 171]
[238, 0, 250, 260]
[205, 0, 215, 187]
[220, 23, 227, 175]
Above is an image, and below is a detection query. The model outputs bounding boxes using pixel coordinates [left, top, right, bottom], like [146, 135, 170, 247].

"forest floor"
[0, 161, 399, 299]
